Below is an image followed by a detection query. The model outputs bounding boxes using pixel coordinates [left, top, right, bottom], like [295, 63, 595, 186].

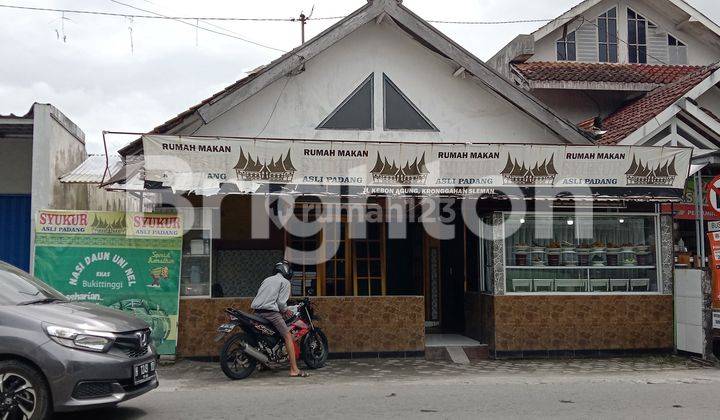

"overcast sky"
[1, 0, 719, 153]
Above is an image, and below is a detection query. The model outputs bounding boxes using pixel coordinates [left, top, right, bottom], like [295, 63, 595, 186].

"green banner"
[33, 213, 182, 356]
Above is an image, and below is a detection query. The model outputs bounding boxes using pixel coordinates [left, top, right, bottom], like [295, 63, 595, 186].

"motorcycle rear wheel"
[220, 333, 258, 380]
[301, 330, 329, 369]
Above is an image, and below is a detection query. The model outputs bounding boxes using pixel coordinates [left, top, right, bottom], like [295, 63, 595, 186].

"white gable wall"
[193, 21, 564, 144]
[696, 86, 720, 115]
[530, 90, 642, 124]
[530, 0, 720, 65]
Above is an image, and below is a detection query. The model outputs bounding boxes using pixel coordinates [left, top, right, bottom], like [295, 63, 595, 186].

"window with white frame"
[556, 31, 577, 61]
[668, 35, 688, 65]
[598, 8, 618, 63]
[627, 9, 648, 63]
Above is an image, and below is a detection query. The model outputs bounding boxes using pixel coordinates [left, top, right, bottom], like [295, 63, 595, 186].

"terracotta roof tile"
[593, 65, 717, 145]
[514, 62, 705, 85]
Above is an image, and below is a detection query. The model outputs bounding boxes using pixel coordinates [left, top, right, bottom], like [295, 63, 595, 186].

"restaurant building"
[490, 0, 720, 358]
[105, 0, 694, 359]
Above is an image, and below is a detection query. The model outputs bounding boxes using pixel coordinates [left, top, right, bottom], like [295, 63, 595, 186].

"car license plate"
[133, 360, 156, 385]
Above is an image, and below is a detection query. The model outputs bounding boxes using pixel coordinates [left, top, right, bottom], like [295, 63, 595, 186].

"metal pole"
[300, 13, 306, 44]
[695, 174, 702, 262]
[101, 131, 110, 186]
[698, 171, 706, 268]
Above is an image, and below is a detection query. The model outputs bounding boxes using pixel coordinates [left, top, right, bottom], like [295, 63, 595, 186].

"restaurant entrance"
[386, 217, 469, 334]
[440, 222, 467, 333]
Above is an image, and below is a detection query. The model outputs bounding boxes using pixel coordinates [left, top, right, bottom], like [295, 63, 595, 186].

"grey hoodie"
[250, 273, 291, 312]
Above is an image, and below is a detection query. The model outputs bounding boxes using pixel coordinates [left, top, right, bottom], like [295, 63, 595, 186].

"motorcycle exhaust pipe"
[240, 341, 269, 364]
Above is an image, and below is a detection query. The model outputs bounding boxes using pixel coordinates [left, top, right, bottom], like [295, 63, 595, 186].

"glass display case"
[181, 229, 212, 297]
[180, 208, 215, 297]
[504, 213, 659, 293]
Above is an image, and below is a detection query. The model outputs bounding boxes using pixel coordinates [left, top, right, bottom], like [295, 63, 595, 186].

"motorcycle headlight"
[43, 324, 115, 353]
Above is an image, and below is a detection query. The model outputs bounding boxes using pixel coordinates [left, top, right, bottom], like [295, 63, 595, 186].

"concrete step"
[424, 345, 490, 363]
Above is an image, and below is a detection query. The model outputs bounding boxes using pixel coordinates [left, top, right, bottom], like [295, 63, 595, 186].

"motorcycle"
[215, 298, 329, 380]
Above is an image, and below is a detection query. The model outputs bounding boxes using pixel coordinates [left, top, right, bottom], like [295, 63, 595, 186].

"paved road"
[55, 358, 720, 419]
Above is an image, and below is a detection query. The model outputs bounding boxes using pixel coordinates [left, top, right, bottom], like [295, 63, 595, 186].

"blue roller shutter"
[0, 195, 31, 271]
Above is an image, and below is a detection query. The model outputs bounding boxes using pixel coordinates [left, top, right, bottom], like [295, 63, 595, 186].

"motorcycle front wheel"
[220, 333, 258, 380]
[301, 329, 329, 369]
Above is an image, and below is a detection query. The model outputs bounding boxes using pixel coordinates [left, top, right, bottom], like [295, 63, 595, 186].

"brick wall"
[177, 296, 425, 357]
[490, 295, 673, 354]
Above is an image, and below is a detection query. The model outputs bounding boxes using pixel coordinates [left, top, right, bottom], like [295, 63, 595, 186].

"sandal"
[290, 371, 309, 378]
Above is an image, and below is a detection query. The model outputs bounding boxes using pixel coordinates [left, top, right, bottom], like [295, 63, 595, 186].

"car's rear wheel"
[0, 360, 50, 420]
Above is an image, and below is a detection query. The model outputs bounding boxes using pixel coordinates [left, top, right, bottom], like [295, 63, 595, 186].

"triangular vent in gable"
[383, 74, 437, 131]
[317, 74, 374, 130]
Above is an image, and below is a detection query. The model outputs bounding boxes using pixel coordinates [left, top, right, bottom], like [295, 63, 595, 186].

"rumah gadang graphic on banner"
[141, 135, 693, 198]
[33, 210, 183, 356]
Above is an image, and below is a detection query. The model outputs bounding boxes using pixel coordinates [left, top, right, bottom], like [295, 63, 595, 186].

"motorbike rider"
[251, 260, 308, 378]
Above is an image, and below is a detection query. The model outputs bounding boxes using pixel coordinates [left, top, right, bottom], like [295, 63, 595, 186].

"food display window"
[504, 213, 659, 294]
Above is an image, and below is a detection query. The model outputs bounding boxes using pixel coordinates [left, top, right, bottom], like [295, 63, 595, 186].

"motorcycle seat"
[230, 308, 271, 325]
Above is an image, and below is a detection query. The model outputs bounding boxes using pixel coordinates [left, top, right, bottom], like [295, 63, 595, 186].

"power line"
[108, 0, 287, 53]
[0, 4, 565, 26]
[427, 18, 559, 25]
[0, 3, 298, 21]
[0, 2, 673, 64]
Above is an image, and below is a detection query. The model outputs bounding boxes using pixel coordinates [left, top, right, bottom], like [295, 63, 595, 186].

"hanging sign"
[706, 175, 720, 217]
[33, 210, 183, 355]
[707, 231, 720, 310]
[142, 135, 692, 198]
[36, 210, 183, 237]
[709, 221, 720, 232]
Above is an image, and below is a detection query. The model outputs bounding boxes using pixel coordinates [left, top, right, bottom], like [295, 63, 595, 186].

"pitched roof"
[531, 0, 720, 44]
[118, 0, 592, 156]
[60, 155, 123, 184]
[588, 65, 718, 145]
[0, 106, 33, 120]
[514, 62, 704, 85]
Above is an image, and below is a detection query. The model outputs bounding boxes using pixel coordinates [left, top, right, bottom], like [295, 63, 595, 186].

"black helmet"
[274, 260, 293, 280]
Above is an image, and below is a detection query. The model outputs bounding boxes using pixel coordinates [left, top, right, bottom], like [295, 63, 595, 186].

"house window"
[598, 8, 618, 63]
[323, 220, 349, 297]
[556, 31, 577, 61]
[353, 222, 386, 296]
[286, 203, 322, 296]
[284, 203, 387, 296]
[628, 9, 648, 64]
[317, 74, 373, 130]
[668, 35, 688, 65]
[383, 74, 438, 131]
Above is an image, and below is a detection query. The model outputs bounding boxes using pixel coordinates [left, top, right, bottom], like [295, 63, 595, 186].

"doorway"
[439, 220, 467, 333]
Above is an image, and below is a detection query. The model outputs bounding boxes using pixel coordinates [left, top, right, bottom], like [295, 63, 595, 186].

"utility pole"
[299, 12, 307, 44]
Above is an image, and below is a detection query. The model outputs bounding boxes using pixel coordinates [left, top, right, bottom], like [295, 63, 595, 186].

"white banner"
[142, 135, 692, 198]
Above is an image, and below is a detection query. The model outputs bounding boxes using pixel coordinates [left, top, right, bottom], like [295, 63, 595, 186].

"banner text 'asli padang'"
[142, 135, 693, 195]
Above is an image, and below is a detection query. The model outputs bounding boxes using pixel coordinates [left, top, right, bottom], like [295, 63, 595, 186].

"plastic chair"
[630, 278, 650, 291]
[533, 279, 554, 292]
[589, 278, 609, 292]
[555, 279, 586, 292]
[609, 279, 629, 291]
[512, 279, 532, 292]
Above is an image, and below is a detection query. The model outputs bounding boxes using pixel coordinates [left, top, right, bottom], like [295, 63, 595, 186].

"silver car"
[0, 261, 159, 419]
